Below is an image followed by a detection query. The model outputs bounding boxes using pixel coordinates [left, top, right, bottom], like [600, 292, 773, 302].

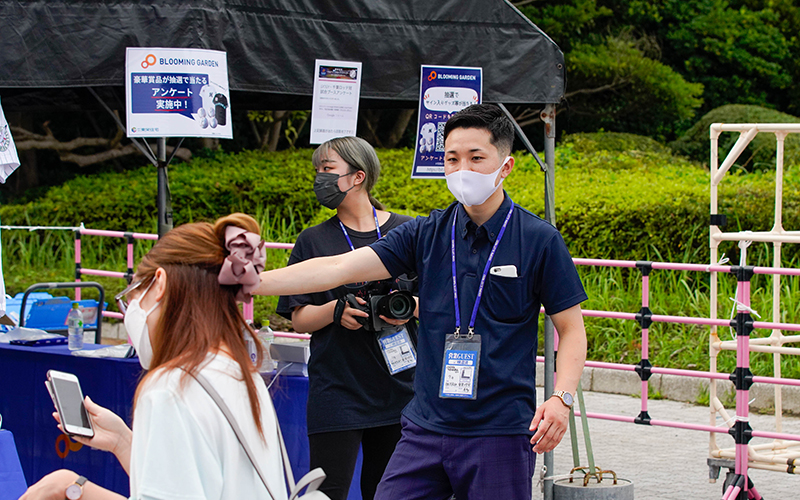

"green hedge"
[4, 136, 799, 266]
[0, 149, 320, 233]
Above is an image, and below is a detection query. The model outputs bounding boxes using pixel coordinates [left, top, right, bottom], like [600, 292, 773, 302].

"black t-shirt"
[277, 212, 416, 434]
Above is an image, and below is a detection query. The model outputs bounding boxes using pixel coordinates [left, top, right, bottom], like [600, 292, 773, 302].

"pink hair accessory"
[218, 226, 266, 302]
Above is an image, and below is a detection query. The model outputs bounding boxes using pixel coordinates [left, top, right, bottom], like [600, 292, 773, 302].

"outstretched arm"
[255, 246, 391, 297]
[529, 303, 587, 453]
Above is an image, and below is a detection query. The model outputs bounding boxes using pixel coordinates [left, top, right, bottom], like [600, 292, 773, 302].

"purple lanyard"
[339, 206, 382, 250]
[451, 202, 515, 338]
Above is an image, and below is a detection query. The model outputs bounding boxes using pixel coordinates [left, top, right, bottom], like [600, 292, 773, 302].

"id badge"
[439, 333, 481, 399]
[378, 327, 417, 375]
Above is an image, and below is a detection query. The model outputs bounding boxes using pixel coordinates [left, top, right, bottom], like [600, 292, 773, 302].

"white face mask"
[124, 279, 161, 370]
[445, 156, 512, 207]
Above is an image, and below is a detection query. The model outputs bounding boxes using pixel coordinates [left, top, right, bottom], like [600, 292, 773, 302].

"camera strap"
[440, 202, 514, 400]
[338, 206, 382, 251]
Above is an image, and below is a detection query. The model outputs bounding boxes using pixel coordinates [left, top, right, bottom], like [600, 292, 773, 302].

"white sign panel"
[0, 96, 20, 184]
[126, 47, 232, 138]
[310, 59, 363, 144]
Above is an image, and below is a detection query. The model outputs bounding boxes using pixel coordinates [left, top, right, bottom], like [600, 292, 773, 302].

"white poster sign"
[125, 47, 232, 138]
[310, 59, 363, 144]
[0, 96, 21, 184]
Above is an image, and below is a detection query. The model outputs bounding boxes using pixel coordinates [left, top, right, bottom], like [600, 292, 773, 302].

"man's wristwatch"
[552, 390, 574, 409]
[66, 475, 88, 500]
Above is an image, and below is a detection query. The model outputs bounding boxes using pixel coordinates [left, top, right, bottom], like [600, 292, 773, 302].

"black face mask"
[313, 171, 356, 209]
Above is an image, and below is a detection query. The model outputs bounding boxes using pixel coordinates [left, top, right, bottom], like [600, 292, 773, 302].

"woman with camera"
[22, 213, 288, 500]
[277, 136, 417, 500]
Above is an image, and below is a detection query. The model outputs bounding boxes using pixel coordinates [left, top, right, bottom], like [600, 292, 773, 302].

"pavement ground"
[534, 391, 800, 500]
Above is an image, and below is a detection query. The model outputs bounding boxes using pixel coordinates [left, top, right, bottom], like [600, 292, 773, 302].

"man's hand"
[529, 396, 571, 454]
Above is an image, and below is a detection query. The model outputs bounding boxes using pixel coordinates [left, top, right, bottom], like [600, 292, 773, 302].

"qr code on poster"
[436, 122, 446, 152]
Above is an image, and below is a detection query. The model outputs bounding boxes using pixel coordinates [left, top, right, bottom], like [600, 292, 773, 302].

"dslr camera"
[345, 278, 416, 332]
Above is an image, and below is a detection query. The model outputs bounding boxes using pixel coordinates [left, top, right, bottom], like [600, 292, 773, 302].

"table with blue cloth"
[0, 343, 363, 499]
[0, 430, 27, 500]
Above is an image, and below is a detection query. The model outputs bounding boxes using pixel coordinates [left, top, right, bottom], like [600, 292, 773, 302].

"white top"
[129, 353, 287, 500]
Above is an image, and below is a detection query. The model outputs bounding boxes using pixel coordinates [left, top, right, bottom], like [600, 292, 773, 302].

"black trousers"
[308, 423, 403, 500]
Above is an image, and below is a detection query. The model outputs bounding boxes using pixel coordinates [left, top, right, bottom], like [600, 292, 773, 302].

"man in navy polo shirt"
[256, 104, 587, 500]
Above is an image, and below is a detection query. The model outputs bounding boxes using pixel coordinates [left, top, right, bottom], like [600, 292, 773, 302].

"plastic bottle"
[244, 320, 258, 366]
[258, 320, 275, 372]
[67, 303, 84, 351]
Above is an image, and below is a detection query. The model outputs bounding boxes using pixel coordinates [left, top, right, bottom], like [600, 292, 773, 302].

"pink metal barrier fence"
[563, 257, 800, 500]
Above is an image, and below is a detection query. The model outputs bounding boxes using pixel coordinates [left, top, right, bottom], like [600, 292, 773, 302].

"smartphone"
[46, 370, 94, 437]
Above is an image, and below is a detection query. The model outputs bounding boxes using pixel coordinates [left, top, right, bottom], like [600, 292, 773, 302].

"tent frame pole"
[156, 137, 173, 238]
[541, 103, 557, 500]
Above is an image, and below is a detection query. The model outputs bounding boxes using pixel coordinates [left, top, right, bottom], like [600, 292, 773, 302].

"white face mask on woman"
[124, 279, 161, 370]
[445, 156, 512, 207]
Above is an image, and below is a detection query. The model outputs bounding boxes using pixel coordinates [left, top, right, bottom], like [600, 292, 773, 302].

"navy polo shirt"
[371, 193, 587, 436]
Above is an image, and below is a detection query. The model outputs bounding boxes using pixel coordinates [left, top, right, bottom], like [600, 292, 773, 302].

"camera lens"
[377, 291, 415, 320]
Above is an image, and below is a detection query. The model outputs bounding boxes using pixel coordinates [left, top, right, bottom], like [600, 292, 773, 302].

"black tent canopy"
[0, 0, 565, 109]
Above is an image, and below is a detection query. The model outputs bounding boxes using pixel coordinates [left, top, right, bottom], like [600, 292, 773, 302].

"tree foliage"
[670, 104, 800, 168]
[518, 0, 798, 139]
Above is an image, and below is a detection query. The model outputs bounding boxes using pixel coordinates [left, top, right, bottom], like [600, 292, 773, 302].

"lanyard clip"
[454, 326, 461, 339]
[467, 326, 475, 339]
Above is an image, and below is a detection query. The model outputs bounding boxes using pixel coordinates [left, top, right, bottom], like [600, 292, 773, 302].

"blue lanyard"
[339, 206, 382, 250]
[451, 202, 515, 338]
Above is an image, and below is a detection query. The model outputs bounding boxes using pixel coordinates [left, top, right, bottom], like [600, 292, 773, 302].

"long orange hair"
[132, 213, 266, 436]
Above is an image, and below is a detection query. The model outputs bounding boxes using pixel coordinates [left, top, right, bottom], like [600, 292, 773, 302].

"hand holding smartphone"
[45, 370, 94, 438]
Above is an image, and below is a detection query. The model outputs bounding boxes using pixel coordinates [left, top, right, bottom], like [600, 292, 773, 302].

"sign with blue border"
[125, 48, 231, 138]
[411, 65, 482, 178]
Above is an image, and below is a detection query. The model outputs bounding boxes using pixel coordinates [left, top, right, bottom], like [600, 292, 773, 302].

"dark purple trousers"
[374, 416, 536, 500]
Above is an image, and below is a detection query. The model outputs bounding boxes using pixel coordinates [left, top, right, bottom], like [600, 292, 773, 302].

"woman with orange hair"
[21, 213, 288, 500]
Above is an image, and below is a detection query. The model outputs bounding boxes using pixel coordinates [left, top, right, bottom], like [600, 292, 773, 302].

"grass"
[5, 209, 800, 379]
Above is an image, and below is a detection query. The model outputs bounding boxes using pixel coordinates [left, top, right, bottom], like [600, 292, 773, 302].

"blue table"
[0, 343, 140, 496]
[0, 344, 363, 499]
[0, 430, 27, 500]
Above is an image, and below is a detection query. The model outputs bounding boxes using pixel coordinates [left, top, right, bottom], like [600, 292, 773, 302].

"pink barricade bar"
[572, 258, 636, 268]
[582, 309, 637, 321]
[574, 411, 731, 434]
[264, 242, 295, 249]
[103, 311, 124, 320]
[652, 262, 733, 273]
[80, 228, 158, 240]
[582, 359, 637, 372]
[80, 268, 127, 279]
[651, 313, 730, 327]
[752, 320, 800, 332]
[652, 366, 731, 381]
[752, 375, 800, 387]
[751, 430, 800, 442]
[753, 266, 800, 276]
